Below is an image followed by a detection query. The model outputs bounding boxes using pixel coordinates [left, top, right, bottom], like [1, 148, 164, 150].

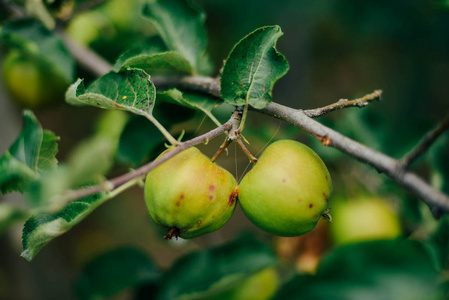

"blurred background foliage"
[0, 0, 448, 299]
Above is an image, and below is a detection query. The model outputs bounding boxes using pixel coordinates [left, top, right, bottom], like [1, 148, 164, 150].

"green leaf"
[66, 69, 156, 117]
[0, 19, 75, 82]
[27, 111, 127, 207]
[66, 138, 115, 185]
[114, 36, 193, 73]
[142, 0, 210, 74]
[22, 187, 119, 261]
[157, 89, 221, 126]
[0, 111, 58, 194]
[220, 25, 289, 109]
[26, 166, 71, 208]
[115, 50, 193, 74]
[75, 247, 161, 300]
[273, 240, 445, 300]
[0, 153, 37, 194]
[37, 130, 60, 172]
[157, 236, 277, 300]
[67, 68, 178, 146]
[9, 110, 43, 170]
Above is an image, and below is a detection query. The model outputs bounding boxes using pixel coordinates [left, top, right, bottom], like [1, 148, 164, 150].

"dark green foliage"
[274, 240, 445, 300]
[1, 19, 75, 82]
[157, 236, 277, 300]
[75, 247, 160, 300]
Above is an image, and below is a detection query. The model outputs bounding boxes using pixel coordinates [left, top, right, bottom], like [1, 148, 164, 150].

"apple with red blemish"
[238, 140, 332, 237]
[144, 147, 237, 239]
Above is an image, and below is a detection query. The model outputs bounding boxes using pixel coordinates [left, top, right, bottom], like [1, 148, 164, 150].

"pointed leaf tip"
[221, 25, 289, 109]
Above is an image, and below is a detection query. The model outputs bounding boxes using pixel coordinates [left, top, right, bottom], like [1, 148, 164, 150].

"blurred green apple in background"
[66, 11, 106, 46]
[1, 50, 68, 109]
[211, 267, 279, 300]
[330, 197, 402, 245]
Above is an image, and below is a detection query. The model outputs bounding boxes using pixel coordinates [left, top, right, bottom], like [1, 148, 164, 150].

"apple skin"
[238, 140, 332, 237]
[1, 51, 68, 109]
[144, 147, 237, 239]
[330, 197, 402, 245]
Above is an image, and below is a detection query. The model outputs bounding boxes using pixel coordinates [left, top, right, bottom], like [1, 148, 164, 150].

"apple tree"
[0, 0, 448, 299]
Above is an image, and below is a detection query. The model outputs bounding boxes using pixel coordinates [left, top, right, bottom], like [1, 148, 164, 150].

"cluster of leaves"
[0, 0, 290, 261]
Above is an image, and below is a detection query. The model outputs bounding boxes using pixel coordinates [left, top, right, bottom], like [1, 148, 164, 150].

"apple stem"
[211, 138, 232, 163]
[322, 209, 332, 222]
[236, 139, 258, 164]
[211, 109, 259, 164]
[211, 110, 242, 162]
[163, 227, 180, 240]
[146, 114, 180, 146]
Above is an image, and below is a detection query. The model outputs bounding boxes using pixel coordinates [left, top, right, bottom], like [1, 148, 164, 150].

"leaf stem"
[203, 110, 222, 127]
[238, 101, 249, 133]
[146, 114, 180, 146]
[211, 138, 232, 163]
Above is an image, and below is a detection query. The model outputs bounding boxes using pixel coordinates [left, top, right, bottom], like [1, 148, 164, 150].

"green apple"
[2, 50, 68, 109]
[144, 147, 237, 239]
[66, 11, 105, 46]
[330, 197, 401, 245]
[238, 140, 332, 237]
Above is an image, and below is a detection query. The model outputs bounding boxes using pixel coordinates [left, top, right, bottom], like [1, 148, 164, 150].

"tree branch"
[303, 90, 383, 118]
[0, 0, 25, 19]
[399, 114, 449, 169]
[155, 76, 449, 213]
[59, 32, 111, 76]
[53, 119, 233, 205]
[61, 35, 449, 213]
[258, 103, 449, 212]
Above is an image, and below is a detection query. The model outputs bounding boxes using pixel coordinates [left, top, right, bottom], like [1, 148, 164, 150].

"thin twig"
[399, 114, 449, 168]
[303, 90, 383, 118]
